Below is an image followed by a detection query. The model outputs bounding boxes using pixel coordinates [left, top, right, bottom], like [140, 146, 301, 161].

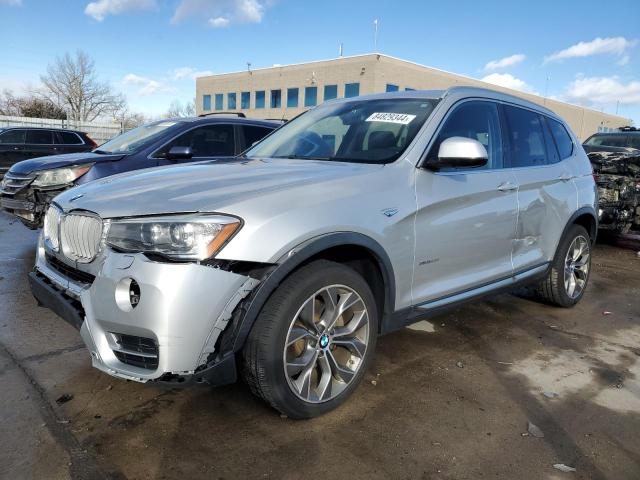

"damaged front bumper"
[0, 174, 65, 228]
[29, 235, 259, 385]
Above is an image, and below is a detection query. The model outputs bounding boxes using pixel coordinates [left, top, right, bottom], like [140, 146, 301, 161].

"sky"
[1, 0, 639, 124]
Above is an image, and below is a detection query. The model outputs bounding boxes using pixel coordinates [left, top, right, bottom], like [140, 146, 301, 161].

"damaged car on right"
[586, 148, 640, 235]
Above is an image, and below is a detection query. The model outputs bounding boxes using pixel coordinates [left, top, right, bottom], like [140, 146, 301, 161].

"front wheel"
[534, 224, 592, 307]
[242, 260, 378, 418]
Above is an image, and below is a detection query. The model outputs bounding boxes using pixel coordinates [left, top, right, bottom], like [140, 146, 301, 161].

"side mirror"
[428, 136, 488, 169]
[166, 146, 193, 160]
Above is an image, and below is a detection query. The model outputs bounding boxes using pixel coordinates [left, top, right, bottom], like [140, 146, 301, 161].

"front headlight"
[43, 204, 61, 251]
[105, 214, 242, 261]
[32, 164, 93, 188]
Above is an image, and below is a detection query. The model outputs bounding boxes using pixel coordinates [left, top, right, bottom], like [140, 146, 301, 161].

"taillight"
[87, 137, 98, 149]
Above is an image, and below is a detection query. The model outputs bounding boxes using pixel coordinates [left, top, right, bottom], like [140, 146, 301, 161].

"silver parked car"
[30, 87, 597, 418]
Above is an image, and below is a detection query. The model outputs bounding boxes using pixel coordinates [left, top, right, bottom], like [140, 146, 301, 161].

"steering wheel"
[292, 131, 333, 157]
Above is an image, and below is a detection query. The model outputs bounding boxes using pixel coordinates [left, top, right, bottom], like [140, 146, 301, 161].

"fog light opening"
[115, 277, 141, 312]
[129, 280, 140, 308]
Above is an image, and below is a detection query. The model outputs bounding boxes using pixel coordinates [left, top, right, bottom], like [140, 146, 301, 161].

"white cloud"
[617, 55, 631, 67]
[481, 73, 537, 94]
[122, 73, 167, 96]
[483, 54, 526, 72]
[172, 0, 269, 27]
[564, 76, 640, 106]
[0, 0, 22, 6]
[209, 16, 230, 27]
[544, 37, 637, 63]
[85, 0, 155, 21]
[171, 67, 214, 80]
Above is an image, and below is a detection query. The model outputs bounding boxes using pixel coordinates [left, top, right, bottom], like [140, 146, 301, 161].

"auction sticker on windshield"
[366, 112, 416, 124]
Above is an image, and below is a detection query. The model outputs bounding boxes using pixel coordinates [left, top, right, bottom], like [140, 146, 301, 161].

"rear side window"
[547, 118, 574, 159]
[503, 105, 547, 168]
[428, 100, 503, 169]
[0, 129, 26, 144]
[243, 125, 273, 148]
[55, 131, 83, 145]
[26, 130, 53, 145]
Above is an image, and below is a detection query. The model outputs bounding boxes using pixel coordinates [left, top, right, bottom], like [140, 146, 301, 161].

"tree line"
[0, 51, 196, 130]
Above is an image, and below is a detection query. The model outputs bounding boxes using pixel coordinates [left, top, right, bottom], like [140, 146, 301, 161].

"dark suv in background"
[583, 127, 640, 153]
[0, 127, 96, 176]
[1, 114, 279, 228]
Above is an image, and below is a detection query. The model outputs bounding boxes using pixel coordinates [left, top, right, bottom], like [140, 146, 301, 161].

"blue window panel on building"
[324, 85, 338, 101]
[271, 90, 281, 108]
[304, 86, 318, 107]
[255, 91, 265, 108]
[287, 88, 299, 108]
[345, 83, 360, 98]
[241, 91, 250, 109]
[228, 93, 237, 109]
[203, 95, 211, 111]
[385, 84, 399, 92]
[215, 94, 223, 110]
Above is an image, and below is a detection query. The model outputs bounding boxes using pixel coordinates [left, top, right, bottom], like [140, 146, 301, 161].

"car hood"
[54, 158, 385, 218]
[10, 152, 126, 175]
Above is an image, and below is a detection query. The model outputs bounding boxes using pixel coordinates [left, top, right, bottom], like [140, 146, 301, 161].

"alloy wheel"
[283, 284, 370, 403]
[563, 235, 590, 299]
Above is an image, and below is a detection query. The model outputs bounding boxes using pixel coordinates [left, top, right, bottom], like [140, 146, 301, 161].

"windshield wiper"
[93, 149, 112, 154]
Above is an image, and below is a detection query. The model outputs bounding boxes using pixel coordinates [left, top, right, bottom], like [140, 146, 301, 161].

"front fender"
[220, 232, 397, 355]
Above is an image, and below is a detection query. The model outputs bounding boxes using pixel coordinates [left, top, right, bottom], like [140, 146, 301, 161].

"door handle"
[559, 173, 573, 182]
[497, 182, 518, 192]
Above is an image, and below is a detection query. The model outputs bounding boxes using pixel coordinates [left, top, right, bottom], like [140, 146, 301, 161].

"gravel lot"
[1, 211, 639, 480]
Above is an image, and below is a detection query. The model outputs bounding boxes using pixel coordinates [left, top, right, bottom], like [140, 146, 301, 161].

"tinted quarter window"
[26, 130, 53, 144]
[547, 118, 574, 159]
[428, 101, 502, 169]
[503, 105, 547, 168]
[0, 129, 26, 144]
[55, 131, 83, 145]
[541, 117, 560, 164]
[156, 124, 235, 158]
[243, 125, 273, 148]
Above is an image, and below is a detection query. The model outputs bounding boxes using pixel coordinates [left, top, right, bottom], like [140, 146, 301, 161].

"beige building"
[196, 54, 631, 140]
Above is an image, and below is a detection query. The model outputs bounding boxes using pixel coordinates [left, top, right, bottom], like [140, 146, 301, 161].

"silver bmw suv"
[30, 87, 597, 418]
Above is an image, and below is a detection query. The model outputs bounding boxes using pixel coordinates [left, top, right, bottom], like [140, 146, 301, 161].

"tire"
[242, 259, 378, 419]
[534, 224, 592, 307]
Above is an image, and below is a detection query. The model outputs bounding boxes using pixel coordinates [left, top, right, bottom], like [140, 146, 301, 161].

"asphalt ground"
[1, 210, 639, 480]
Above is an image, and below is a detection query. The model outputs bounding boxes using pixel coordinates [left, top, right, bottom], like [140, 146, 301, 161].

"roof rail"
[198, 112, 246, 118]
[264, 118, 288, 123]
[619, 126, 637, 132]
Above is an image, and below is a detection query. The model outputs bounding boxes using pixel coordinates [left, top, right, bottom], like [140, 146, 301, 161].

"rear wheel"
[535, 224, 591, 307]
[242, 260, 378, 418]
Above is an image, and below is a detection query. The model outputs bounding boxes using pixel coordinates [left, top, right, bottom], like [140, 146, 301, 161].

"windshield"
[245, 98, 439, 164]
[96, 121, 180, 154]
[584, 134, 630, 148]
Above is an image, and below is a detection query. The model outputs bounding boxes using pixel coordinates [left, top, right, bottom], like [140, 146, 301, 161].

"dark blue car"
[0, 114, 279, 228]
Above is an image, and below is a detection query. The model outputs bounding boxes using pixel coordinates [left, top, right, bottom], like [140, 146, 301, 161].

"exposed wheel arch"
[224, 232, 396, 355]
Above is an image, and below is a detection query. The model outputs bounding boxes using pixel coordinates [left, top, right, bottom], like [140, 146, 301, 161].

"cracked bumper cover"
[30, 237, 259, 385]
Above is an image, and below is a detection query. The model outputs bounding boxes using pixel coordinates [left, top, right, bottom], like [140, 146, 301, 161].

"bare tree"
[0, 89, 22, 116]
[111, 104, 149, 131]
[165, 98, 196, 118]
[0, 89, 66, 119]
[40, 51, 125, 122]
